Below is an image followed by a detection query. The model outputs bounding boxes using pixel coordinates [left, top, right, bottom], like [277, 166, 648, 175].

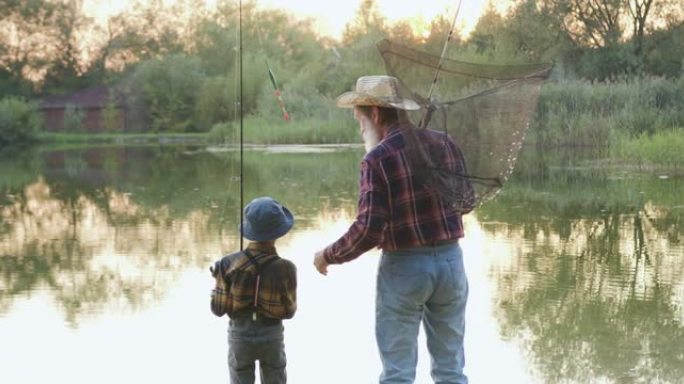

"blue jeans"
[228, 320, 287, 384]
[376, 243, 468, 384]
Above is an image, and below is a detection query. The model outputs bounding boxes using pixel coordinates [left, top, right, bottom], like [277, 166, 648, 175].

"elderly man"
[314, 75, 473, 384]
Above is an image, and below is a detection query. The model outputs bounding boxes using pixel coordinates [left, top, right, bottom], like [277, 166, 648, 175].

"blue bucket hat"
[240, 197, 294, 241]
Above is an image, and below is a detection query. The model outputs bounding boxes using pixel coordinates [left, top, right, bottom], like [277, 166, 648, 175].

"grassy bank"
[37, 131, 210, 145]
[241, 116, 358, 144]
[611, 129, 684, 171]
[37, 116, 359, 146]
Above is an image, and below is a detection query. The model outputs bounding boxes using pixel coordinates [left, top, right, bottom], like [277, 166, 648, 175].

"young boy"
[210, 196, 297, 384]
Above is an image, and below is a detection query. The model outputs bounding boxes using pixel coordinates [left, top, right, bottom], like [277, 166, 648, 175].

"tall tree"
[0, 0, 60, 94]
[341, 0, 387, 45]
[561, 0, 624, 48]
[424, 14, 463, 55]
[627, 0, 655, 55]
[42, 0, 95, 92]
[501, 0, 572, 61]
[469, 4, 505, 54]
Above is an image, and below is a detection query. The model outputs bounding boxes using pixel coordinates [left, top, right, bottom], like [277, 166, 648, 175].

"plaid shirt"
[323, 124, 472, 264]
[211, 242, 297, 320]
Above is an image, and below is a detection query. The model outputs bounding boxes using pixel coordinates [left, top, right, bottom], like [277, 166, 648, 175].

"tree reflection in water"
[0, 145, 360, 327]
[0, 179, 219, 326]
[478, 166, 684, 383]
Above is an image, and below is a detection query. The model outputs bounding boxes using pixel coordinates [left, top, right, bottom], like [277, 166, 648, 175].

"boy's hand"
[313, 250, 329, 276]
[210, 258, 229, 281]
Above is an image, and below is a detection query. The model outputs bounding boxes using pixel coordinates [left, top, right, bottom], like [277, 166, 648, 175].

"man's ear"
[371, 107, 381, 125]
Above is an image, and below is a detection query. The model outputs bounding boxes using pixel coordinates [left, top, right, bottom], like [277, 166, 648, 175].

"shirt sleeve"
[323, 159, 388, 264]
[210, 260, 231, 317]
[282, 262, 297, 319]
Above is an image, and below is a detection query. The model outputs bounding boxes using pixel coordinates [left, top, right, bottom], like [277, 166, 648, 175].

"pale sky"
[257, 0, 511, 38]
[84, 0, 513, 40]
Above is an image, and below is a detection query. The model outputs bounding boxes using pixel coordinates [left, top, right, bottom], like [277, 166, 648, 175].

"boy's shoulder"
[223, 250, 246, 263]
[274, 256, 296, 269]
[219, 248, 295, 273]
[213, 250, 245, 274]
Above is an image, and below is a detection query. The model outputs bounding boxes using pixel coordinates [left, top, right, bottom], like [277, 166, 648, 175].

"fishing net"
[377, 39, 552, 212]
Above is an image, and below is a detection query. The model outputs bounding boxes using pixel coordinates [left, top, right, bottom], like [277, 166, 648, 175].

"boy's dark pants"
[228, 319, 286, 384]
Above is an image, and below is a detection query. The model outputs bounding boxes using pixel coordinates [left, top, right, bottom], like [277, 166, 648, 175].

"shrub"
[208, 122, 237, 144]
[0, 96, 42, 146]
[195, 76, 236, 132]
[131, 54, 205, 133]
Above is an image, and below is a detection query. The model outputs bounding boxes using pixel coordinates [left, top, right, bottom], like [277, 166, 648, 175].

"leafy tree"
[41, 0, 96, 92]
[189, 6, 240, 77]
[195, 76, 237, 131]
[131, 54, 204, 132]
[627, 0, 656, 56]
[341, 0, 387, 45]
[469, 4, 505, 55]
[642, 23, 684, 77]
[0, 0, 60, 95]
[552, 0, 625, 48]
[423, 15, 464, 56]
[500, 0, 573, 62]
[331, 0, 389, 95]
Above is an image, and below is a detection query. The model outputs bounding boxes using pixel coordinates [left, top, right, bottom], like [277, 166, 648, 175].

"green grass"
[237, 116, 358, 145]
[37, 131, 210, 144]
[37, 116, 360, 146]
[611, 128, 684, 170]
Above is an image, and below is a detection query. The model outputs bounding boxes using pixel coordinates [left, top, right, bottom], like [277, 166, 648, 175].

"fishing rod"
[419, 0, 463, 129]
[239, 0, 244, 251]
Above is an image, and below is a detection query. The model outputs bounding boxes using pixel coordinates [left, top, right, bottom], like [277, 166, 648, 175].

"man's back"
[361, 125, 469, 251]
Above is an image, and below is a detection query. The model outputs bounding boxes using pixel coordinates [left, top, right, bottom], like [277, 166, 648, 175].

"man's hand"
[313, 250, 329, 276]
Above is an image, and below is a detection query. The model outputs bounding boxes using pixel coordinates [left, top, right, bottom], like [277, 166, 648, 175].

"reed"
[530, 77, 684, 147]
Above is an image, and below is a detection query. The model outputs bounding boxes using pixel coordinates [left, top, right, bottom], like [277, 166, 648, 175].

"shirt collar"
[246, 242, 277, 255]
[383, 122, 403, 140]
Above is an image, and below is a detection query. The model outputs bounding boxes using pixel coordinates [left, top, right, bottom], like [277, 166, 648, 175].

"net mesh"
[377, 39, 552, 212]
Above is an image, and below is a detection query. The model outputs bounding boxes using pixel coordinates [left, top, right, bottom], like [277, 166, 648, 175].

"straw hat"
[336, 75, 420, 110]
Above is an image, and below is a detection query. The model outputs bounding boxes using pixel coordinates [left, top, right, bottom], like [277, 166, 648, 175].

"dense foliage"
[0, 97, 41, 146]
[1, 0, 682, 145]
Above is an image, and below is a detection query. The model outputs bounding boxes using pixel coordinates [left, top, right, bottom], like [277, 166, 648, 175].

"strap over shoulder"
[243, 249, 279, 273]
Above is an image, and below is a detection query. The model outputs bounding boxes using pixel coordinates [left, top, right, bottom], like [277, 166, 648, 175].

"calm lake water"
[0, 144, 682, 384]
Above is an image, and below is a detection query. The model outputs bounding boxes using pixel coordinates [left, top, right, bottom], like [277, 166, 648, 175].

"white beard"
[360, 118, 381, 153]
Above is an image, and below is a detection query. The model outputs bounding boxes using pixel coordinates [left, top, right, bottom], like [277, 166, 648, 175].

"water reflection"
[0, 146, 361, 326]
[0, 178, 221, 326]
[0, 145, 682, 383]
[478, 165, 684, 383]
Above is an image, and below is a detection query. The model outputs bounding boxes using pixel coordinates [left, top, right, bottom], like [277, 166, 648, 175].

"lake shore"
[33, 129, 684, 175]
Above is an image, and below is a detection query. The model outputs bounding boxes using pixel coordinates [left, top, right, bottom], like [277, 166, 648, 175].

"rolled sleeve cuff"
[323, 246, 337, 265]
